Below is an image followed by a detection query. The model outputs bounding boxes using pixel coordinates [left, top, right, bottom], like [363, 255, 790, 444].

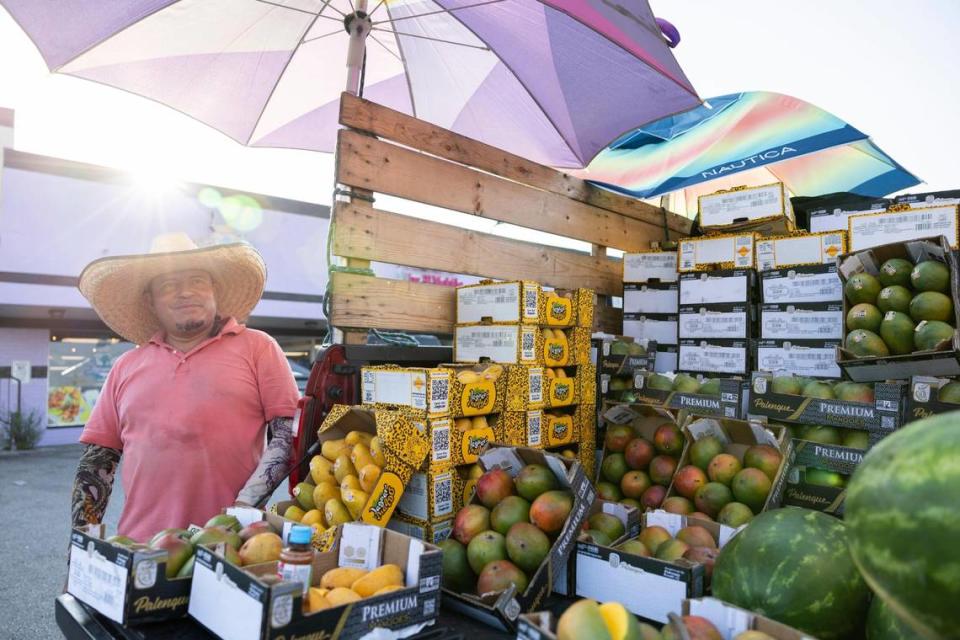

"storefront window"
[47, 337, 135, 427]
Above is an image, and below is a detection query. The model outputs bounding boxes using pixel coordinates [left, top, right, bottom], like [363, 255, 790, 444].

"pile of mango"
[286, 431, 386, 528]
[305, 564, 405, 613]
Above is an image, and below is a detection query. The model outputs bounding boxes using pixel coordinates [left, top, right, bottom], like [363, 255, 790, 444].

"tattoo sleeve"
[71, 444, 122, 529]
[236, 416, 294, 508]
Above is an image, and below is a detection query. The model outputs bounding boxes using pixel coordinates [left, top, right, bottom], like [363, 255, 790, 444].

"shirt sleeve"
[254, 335, 301, 421]
[79, 361, 124, 451]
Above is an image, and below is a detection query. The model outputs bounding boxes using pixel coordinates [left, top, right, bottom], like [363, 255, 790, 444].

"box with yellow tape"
[299, 405, 430, 529]
[455, 280, 594, 328]
[360, 363, 506, 418]
[417, 413, 508, 468]
[504, 404, 595, 451]
[504, 363, 596, 412]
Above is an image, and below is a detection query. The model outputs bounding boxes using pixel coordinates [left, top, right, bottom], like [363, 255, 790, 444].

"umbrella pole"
[344, 1, 372, 96]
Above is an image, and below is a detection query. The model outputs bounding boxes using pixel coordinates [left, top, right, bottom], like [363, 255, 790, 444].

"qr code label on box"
[523, 283, 539, 320]
[529, 368, 544, 404]
[431, 421, 450, 463]
[428, 373, 449, 413]
[433, 472, 453, 517]
[521, 329, 536, 361]
[527, 411, 542, 447]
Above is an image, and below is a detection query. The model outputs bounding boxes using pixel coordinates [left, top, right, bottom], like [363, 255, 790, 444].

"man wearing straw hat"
[71, 233, 300, 542]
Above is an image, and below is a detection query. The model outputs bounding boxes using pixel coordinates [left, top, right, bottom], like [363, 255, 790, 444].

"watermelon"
[712, 507, 870, 639]
[866, 596, 917, 640]
[845, 412, 960, 639]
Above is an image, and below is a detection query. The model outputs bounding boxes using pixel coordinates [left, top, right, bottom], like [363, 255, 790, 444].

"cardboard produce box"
[755, 339, 842, 379]
[419, 413, 508, 469]
[504, 364, 596, 412]
[624, 282, 680, 314]
[679, 232, 757, 272]
[632, 371, 742, 419]
[780, 439, 865, 516]
[396, 464, 470, 525]
[315, 405, 430, 527]
[386, 513, 453, 545]
[680, 269, 756, 306]
[808, 199, 888, 233]
[760, 263, 843, 305]
[664, 416, 791, 517]
[655, 344, 679, 374]
[454, 325, 591, 366]
[597, 402, 683, 493]
[360, 363, 506, 418]
[188, 523, 442, 640]
[679, 304, 753, 341]
[455, 280, 593, 328]
[679, 597, 816, 639]
[748, 373, 904, 440]
[904, 375, 960, 423]
[697, 183, 795, 236]
[442, 446, 595, 631]
[759, 302, 844, 341]
[67, 525, 193, 625]
[838, 237, 960, 381]
[623, 249, 679, 283]
[848, 204, 960, 251]
[623, 313, 678, 346]
[679, 339, 752, 376]
[598, 337, 657, 379]
[895, 188, 960, 208]
[755, 231, 846, 272]
[574, 510, 725, 624]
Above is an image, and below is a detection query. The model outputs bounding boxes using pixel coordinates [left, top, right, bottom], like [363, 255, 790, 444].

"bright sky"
[0, 0, 957, 215]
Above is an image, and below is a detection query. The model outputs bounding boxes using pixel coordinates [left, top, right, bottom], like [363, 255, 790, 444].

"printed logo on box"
[462, 428, 495, 463]
[363, 472, 403, 525]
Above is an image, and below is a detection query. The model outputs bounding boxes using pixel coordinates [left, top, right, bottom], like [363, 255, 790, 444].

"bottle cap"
[289, 525, 313, 545]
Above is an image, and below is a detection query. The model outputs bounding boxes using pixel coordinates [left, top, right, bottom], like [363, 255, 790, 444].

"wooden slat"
[594, 304, 623, 335]
[338, 92, 692, 237]
[337, 130, 665, 253]
[332, 203, 622, 296]
[330, 272, 454, 334]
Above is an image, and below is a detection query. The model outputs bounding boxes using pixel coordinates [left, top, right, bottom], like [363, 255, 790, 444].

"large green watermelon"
[866, 596, 916, 640]
[846, 411, 960, 639]
[712, 507, 870, 639]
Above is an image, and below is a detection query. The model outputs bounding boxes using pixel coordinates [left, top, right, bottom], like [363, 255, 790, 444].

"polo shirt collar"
[147, 316, 244, 348]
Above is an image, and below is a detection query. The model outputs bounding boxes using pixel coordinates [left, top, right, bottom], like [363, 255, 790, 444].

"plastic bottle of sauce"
[277, 525, 315, 595]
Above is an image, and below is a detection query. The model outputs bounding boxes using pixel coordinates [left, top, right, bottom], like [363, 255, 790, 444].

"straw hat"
[78, 233, 267, 344]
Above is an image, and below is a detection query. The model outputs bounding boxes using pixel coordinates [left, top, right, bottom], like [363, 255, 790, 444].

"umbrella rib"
[382, 3, 419, 119]
[255, 0, 345, 18]
[368, 34, 403, 61]
[303, 28, 348, 44]
[50, 0, 185, 71]
[246, 10, 324, 144]
[370, 28, 489, 51]
[371, 0, 506, 25]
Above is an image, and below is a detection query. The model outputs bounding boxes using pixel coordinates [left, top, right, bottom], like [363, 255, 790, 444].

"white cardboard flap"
[624, 287, 679, 314]
[645, 510, 685, 537]
[602, 404, 639, 425]
[688, 597, 753, 639]
[479, 447, 526, 475]
[700, 184, 784, 226]
[457, 282, 523, 324]
[748, 422, 781, 448]
[189, 558, 265, 640]
[406, 539, 425, 588]
[686, 418, 730, 444]
[623, 317, 678, 345]
[680, 275, 749, 305]
[575, 553, 689, 624]
[849, 206, 959, 250]
[654, 349, 679, 374]
[339, 523, 382, 571]
[225, 507, 265, 529]
[623, 252, 679, 283]
[68, 544, 128, 623]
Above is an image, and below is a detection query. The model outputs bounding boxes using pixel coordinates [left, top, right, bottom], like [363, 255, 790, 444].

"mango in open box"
[293, 405, 430, 528]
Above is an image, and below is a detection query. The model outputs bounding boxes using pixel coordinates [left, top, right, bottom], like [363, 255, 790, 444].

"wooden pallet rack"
[329, 92, 693, 340]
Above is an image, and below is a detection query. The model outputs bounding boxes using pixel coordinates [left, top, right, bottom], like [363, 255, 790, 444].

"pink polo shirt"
[80, 317, 300, 541]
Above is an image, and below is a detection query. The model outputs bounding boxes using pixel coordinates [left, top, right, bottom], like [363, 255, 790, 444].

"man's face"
[147, 269, 217, 336]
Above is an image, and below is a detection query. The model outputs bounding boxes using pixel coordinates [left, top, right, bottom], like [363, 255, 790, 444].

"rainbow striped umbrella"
[578, 91, 919, 214]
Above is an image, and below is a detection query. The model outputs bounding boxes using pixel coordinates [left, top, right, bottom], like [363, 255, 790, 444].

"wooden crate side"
[332, 203, 622, 296]
[594, 303, 623, 335]
[337, 92, 692, 237]
[336, 130, 666, 253]
[329, 271, 454, 334]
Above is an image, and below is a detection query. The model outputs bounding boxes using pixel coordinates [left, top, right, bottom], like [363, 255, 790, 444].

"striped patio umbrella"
[0, 0, 699, 168]
[577, 91, 920, 214]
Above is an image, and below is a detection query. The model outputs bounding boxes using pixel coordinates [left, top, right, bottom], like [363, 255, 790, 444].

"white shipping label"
[68, 545, 128, 623]
[364, 370, 427, 410]
[761, 309, 843, 340]
[756, 234, 844, 271]
[623, 252, 679, 283]
[455, 326, 520, 363]
[810, 208, 882, 233]
[849, 206, 959, 250]
[624, 287, 679, 314]
[398, 472, 430, 522]
[457, 282, 522, 324]
[680, 274, 748, 305]
[756, 344, 841, 378]
[679, 343, 748, 374]
[700, 184, 784, 226]
[623, 318, 678, 345]
[654, 349, 678, 374]
[428, 372, 449, 414]
[188, 559, 264, 640]
[679, 310, 748, 339]
[680, 235, 755, 270]
[762, 272, 842, 303]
